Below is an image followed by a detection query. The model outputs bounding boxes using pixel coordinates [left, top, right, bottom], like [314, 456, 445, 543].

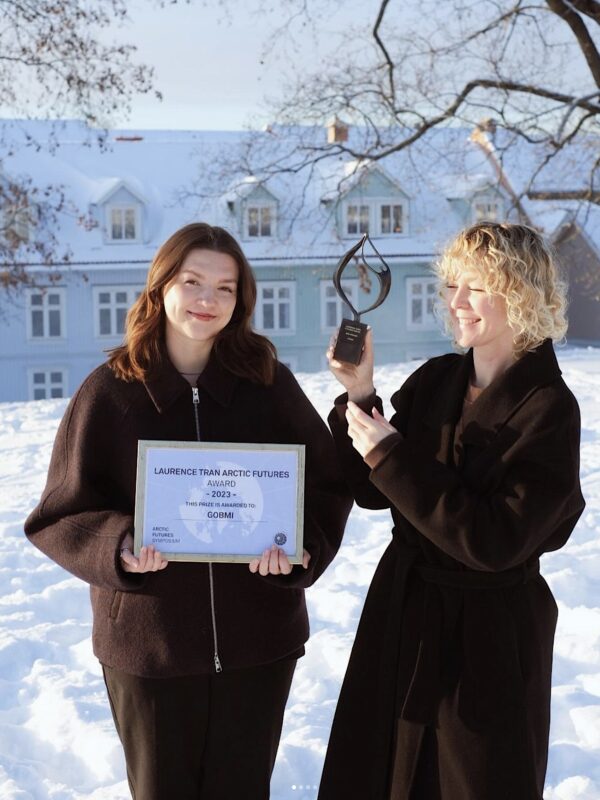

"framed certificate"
[134, 440, 305, 563]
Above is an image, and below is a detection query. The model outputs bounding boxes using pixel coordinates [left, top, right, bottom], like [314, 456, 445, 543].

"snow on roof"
[571, 204, 600, 257]
[1, 118, 598, 266]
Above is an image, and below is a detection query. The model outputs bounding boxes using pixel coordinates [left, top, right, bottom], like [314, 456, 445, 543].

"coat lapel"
[460, 339, 561, 445]
[423, 350, 473, 465]
[420, 339, 562, 458]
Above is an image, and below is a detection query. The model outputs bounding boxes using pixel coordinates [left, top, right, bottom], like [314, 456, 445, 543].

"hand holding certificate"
[134, 440, 305, 563]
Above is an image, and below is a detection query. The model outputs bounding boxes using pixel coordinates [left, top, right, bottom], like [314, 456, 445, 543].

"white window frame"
[344, 202, 371, 237]
[320, 279, 360, 333]
[26, 288, 67, 341]
[342, 197, 409, 238]
[472, 194, 503, 223]
[93, 285, 143, 339]
[106, 203, 142, 243]
[378, 201, 407, 236]
[406, 277, 438, 331]
[244, 201, 276, 239]
[28, 368, 68, 401]
[254, 282, 296, 335]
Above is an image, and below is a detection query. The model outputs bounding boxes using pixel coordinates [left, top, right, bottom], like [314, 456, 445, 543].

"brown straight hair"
[107, 223, 277, 385]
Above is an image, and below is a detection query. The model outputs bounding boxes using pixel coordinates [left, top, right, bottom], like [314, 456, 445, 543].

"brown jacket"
[319, 340, 585, 800]
[25, 354, 352, 677]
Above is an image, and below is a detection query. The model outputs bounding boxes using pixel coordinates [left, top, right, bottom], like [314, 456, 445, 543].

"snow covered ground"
[0, 349, 599, 799]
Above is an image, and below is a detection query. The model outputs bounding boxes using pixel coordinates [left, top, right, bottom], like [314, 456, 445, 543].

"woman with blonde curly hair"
[320, 222, 585, 800]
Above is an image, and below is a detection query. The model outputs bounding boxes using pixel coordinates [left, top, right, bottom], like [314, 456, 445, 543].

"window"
[27, 289, 66, 340]
[406, 278, 438, 330]
[320, 280, 360, 332]
[28, 369, 67, 401]
[245, 204, 275, 238]
[343, 199, 408, 237]
[380, 203, 404, 234]
[107, 205, 140, 242]
[93, 286, 142, 338]
[346, 204, 370, 236]
[254, 282, 295, 334]
[473, 197, 502, 223]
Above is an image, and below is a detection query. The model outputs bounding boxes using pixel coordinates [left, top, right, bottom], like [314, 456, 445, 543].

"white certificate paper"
[134, 441, 305, 563]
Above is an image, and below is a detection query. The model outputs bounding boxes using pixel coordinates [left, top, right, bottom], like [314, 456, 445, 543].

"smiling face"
[443, 267, 514, 361]
[163, 248, 239, 363]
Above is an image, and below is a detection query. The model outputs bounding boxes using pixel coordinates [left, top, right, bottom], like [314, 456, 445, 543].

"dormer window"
[473, 195, 503, 223]
[246, 203, 275, 238]
[343, 199, 408, 237]
[94, 179, 146, 245]
[346, 204, 370, 236]
[108, 204, 140, 242]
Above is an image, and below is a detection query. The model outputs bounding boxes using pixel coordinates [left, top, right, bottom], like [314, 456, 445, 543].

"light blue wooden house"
[0, 120, 544, 402]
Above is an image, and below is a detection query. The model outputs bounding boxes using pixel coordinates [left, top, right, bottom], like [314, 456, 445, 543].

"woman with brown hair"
[25, 222, 351, 800]
[320, 222, 585, 800]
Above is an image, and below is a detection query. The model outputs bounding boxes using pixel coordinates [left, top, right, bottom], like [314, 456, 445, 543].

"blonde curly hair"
[435, 222, 568, 357]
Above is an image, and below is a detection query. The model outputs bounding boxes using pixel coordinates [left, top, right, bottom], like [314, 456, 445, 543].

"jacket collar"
[144, 349, 239, 413]
[425, 339, 562, 439]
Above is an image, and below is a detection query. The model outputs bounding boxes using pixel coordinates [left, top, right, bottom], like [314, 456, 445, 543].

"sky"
[105, 0, 593, 133]
[0, 0, 593, 134]
[110, 0, 365, 131]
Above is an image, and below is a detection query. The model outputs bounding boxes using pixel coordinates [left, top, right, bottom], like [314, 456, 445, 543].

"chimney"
[474, 118, 497, 135]
[327, 116, 349, 144]
[469, 121, 532, 226]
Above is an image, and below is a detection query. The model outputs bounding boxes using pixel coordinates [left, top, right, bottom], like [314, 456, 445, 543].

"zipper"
[208, 564, 222, 673]
[192, 387, 201, 439]
[192, 386, 223, 674]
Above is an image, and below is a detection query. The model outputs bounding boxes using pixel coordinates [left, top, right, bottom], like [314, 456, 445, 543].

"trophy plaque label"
[333, 319, 368, 365]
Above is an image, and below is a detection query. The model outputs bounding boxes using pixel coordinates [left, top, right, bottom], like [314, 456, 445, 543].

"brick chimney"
[469, 120, 532, 225]
[327, 116, 349, 144]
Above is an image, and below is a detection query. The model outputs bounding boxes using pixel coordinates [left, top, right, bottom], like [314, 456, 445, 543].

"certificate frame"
[134, 440, 305, 563]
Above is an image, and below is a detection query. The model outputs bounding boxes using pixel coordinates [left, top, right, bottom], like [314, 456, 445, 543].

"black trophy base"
[333, 318, 368, 365]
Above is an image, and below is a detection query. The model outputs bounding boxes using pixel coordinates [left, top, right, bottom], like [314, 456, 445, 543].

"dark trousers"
[102, 658, 297, 800]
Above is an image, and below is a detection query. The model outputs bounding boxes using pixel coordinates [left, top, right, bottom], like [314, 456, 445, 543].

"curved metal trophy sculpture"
[332, 233, 392, 365]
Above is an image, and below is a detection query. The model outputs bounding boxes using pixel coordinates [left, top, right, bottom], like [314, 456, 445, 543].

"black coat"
[25, 355, 352, 677]
[319, 340, 585, 800]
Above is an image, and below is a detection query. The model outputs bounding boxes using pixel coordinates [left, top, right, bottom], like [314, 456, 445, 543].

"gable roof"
[91, 178, 148, 207]
[320, 160, 409, 203]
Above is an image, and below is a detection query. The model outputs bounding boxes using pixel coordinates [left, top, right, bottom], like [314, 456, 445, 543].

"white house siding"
[250, 260, 448, 374]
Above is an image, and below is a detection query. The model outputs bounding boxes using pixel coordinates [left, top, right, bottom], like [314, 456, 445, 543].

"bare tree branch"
[565, 0, 600, 24]
[545, 0, 600, 86]
[527, 189, 600, 200]
[0, 0, 191, 290]
[372, 0, 396, 102]
[201, 0, 600, 231]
